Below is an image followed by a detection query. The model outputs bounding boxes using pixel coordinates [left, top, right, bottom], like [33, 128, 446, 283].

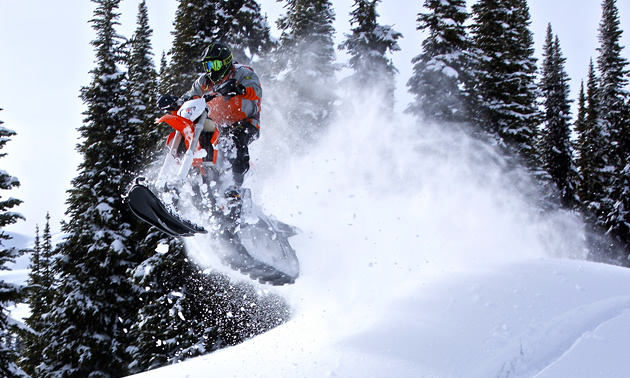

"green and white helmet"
[201, 42, 233, 84]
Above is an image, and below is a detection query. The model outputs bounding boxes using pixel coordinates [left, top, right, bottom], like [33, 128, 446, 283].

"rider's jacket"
[184, 64, 262, 129]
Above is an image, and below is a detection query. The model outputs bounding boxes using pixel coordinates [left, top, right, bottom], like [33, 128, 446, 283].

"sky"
[0, 0, 629, 238]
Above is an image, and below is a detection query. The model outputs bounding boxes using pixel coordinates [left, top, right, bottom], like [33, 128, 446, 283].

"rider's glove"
[156, 94, 180, 111]
[202, 93, 219, 102]
[216, 79, 246, 97]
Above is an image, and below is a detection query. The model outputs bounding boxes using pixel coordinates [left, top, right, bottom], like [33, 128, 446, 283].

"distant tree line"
[0, 0, 627, 376]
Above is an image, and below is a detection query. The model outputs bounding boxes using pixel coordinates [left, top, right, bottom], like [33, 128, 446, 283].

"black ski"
[126, 184, 207, 237]
[127, 183, 299, 285]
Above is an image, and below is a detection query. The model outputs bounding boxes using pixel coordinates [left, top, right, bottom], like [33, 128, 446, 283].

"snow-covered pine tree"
[127, 0, 162, 161]
[597, 0, 629, 149]
[574, 80, 588, 203]
[0, 110, 26, 378]
[20, 224, 41, 376]
[406, 0, 471, 123]
[40, 213, 54, 297]
[21, 213, 56, 376]
[469, 0, 541, 166]
[215, 0, 275, 65]
[274, 0, 338, 145]
[28, 225, 41, 287]
[37, 1, 147, 375]
[574, 80, 587, 151]
[127, 240, 195, 372]
[596, 0, 630, 252]
[338, 0, 402, 110]
[158, 51, 170, 95]
[576, 60, 609, 221]
[164, 0, 273, 93]
[163, 0, 220, 96]
[538, 24, 577, 207]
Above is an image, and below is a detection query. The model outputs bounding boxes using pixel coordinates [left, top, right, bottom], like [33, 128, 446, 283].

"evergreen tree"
[574, 80, 587, 148]
[29, 225, 41, 285]
[37, 1, 145, 375]
[406, 0, 471, 123]
[164, 0, 220, 95]
[215, 0, 275, 64]
[274, 0, 338, 145]
[538, 25, 577, 207]
[597, 0, 629, 144]
[574, 79, 587, 201]
[41, 213, 54, 286]
[339, 0, 402, 110]
[21, 213, 56, 375]
[158, 51, 170, 95]
[20, 224, 40, 376]
[469, 0, 541, 166]
[0, 109, 26, 377]
[576, 59, 609, 221]
[127, 0, 162, 160]
[596, 0, 630, 250]
[165, 0, 273, 85]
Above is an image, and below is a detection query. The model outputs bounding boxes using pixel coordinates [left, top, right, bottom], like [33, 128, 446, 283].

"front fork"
[156, 110, 208, 189]
[153, 110, 235, 223]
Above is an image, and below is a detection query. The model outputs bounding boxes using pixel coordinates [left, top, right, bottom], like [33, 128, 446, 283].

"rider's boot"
[224, 185, 242, 234]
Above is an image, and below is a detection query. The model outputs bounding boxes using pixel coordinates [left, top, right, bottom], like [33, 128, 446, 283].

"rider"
[158, 42, 262, 193]
[185, 42, 261, 191]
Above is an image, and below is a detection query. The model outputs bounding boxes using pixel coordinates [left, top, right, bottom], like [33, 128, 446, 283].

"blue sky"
[0, 0, 628, 237]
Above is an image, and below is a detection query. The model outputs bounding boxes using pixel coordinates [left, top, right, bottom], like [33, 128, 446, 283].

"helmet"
[201, 42, 233, 84]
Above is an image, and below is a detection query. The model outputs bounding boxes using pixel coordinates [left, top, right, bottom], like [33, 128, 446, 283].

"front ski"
[126, 183, 207, 237]
[127, 183, 299, 285]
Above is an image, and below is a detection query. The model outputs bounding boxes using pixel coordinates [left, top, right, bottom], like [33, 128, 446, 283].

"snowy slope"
[129, 91, 630, 378]
[131, 259, 630, 378]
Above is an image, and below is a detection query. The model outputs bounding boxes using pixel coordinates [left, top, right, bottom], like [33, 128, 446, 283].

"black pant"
[229, 121, 259, 186]
[199, 121, 259, 186]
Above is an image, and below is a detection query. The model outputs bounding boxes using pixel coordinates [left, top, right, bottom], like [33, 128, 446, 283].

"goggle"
[203, 53, 232, 73]
[204, 60, 224, 72]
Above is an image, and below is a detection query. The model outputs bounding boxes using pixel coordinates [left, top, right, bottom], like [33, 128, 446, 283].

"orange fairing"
[157, 114, 206, 167]
[156, 113, 194, 135]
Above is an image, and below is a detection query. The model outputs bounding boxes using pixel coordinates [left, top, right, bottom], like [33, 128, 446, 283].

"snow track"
[493, 296, 630, 378]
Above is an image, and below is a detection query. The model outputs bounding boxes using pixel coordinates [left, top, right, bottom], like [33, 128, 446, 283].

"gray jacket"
[184, 64, 262, 127]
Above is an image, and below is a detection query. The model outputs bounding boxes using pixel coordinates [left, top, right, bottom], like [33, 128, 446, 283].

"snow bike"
[126, 83, 299, 285]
